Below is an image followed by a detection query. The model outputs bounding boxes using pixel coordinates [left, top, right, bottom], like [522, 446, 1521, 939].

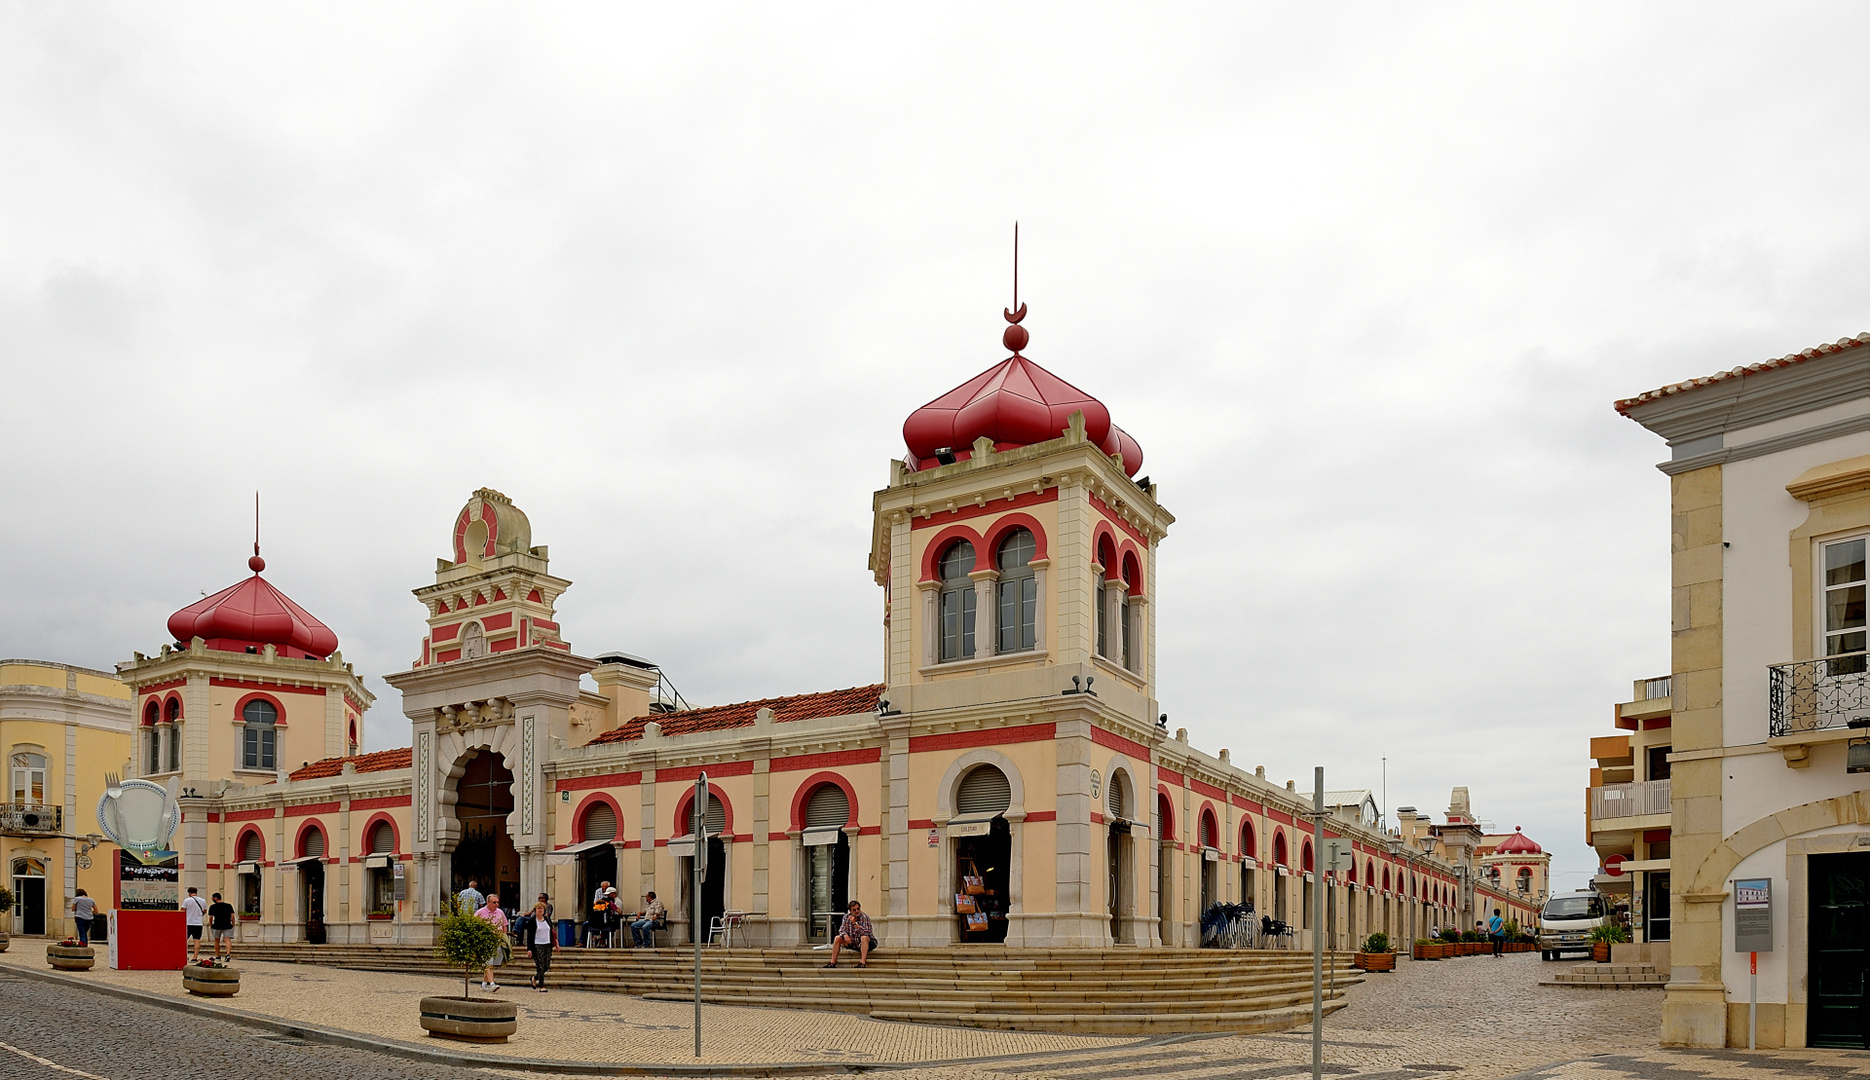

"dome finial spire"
[249, 490, 265, 573]
[1002, 221, 1029, 354]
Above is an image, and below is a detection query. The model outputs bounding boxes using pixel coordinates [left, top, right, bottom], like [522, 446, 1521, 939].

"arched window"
[1301, 840, 1314, 873]
[1104, 769, 1130, 821]
[938, 541, 977, 662]
[1198, 810, 1217, 850]
[1517, 867, 1532, 893]
[143, 701, 161, 775]
[1383, 866, 1391, 891]
[1119, 554, 1139, 669]
[680, 792, 727, 835]
[164, 697, 182, 773]
[299, 825, 325, 859]
[242, 699, 278, 771]
[955, 765, 1011, 818]
[239, 830, 264, 863]
[1154, 791, 1174, 840]
[581, 802, 618, 842]
[804, 783, 850, 830]
[1366, 860, 1376, 887]
[10, 750, 47, 804]
[348, 720, 358, 758]
[1273, 831, 1288, 866]
[368, 821, 397, 854]
[995, 528, 1037, 654]
[1095, 536, 1117, 656]
[1240, 819, 1256, 859]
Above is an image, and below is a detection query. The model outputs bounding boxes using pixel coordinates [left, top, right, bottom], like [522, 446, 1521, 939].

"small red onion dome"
[1495, 827, 1542, 855]
[167, 558, 339, 659]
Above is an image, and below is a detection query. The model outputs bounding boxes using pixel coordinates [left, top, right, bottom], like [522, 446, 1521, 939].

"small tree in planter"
[419, 899, 516, 1043]
[434, 902, 504, 1000]
[1589, 922, 1630, 963]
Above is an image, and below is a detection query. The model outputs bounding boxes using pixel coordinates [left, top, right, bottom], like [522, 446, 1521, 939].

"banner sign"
[1733, 877, 1773, 953]
[118, 849, 180, 911]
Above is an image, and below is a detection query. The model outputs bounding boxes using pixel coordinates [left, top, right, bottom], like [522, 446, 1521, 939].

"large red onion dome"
[1495, 827, 1542, 855]
[903, 303, 1143, 476]
[166, 552, 340, 660]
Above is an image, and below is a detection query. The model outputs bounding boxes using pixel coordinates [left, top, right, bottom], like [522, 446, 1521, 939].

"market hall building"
[112, 307, 1538, 951]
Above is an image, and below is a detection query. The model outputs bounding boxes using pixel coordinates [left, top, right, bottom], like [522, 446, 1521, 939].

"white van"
[1538, 891, 1608, 960]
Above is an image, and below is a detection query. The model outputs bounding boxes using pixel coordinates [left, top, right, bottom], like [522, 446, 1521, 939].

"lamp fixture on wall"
[1847, 717, 1870, 774]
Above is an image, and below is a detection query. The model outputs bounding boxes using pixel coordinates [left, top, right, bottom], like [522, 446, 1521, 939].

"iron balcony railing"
[1590, 779, 1671, 823]
[0, 803, 63, 835]
[1768, 655, 1870, 736]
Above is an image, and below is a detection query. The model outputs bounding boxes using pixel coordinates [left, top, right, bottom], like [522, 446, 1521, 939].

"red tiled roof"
[1615, 333, 1869, 415]
[588, 684, 886, 745]
[289, 746, 412, 781]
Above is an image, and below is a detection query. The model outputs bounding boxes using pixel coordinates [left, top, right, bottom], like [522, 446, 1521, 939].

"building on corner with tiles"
[1616, 331, 1870, 1050]
[101, 301, 1542, 954]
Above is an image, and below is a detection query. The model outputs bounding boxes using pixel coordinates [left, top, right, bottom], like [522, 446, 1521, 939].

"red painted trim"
[1300, 837, 1314, 872]
[911, 487, 1060, 532]
[135, 678, 187, 695]
[1265, 808, 1295, 827]
[1191, 778, 1226, 801]
[787, 771, 860, 831]
[1090, 726, 1148, 761]
[978, 512, 1051, 565]
[556, 771, 642, 792]
[1642, 717, 1671, 730]
[656, 761, 753, 784]
[232, 690, 291, 728]
[533, 618, 559, 631]
[544, 641, 570, 652]
[908, 723, 1054, 753]
[210, 678, 325, 696]
[482, 612, 513, 631]
[1239, 818, 1256, 858]
[1092, 811, 1105, 825]
[1024, 811, 1056, 823]
[1231, 794, 1263, 814]
[917, 523, 987, 582]
[293, 818, 328, 859]
[858, 825, 882, 836]
[432, 623, 461, 643]
[573, 792, 626, 843]
[770, 747, 881, 773]
[1272, 828, 1289, 866]
[360, 812, 400, 854]
[1118, 544, 1145, 596]
[1156, 766, 1184, 787]
[163, 691, 184, 721]
[907, 818, 935, 830]
[234, 825, 266, 863]
[671, 785, 736, 837]
[349, 795, 406, 811]
[141, 699, 160, 725]
[1197, 803, 1220, 848]
[435, 649, 461, 663]
[473, 592, 486, 607]
[223, 808, 274, 822]
[1092, 525, 1119, 576]
[1088, 491, 1150, 549]
[526, 589, 542, 604]
[286, 801, 340, 817]
[490, 638, 516, 653]
[1154, 786, 1176, 840]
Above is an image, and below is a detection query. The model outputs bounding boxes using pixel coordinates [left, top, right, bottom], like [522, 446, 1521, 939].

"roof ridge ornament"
[1003, 222, 1029, 355]
[250, 490, 265, 573]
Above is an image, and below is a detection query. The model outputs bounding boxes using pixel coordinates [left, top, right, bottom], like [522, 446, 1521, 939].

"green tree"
[433, 898, 503, 1000]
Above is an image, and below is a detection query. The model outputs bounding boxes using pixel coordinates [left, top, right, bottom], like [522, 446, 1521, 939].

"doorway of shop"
[953, 765, 1012, 943]
[803, 783, 850, 943]
[11, 857, 45, 935]
[1810, 852, 1869, 1049]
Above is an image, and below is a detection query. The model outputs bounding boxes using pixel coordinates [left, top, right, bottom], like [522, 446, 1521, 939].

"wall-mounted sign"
[802, 828, 841, 847]
[948, 820, 991, 838]
[1089, 769, 1101, 799]
[1734, 878, 1773, 953]
[927, 829, 940, 848]
[393, 861, 407, 902]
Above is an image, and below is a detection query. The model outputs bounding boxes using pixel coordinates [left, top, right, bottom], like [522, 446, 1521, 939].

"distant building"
[1585, 675, 1673, 950]
[1323, 789, 1378, 829]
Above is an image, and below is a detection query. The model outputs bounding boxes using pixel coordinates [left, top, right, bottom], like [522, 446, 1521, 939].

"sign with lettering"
[118, 849, 180, 911]
[1733, 877, 1773, 953]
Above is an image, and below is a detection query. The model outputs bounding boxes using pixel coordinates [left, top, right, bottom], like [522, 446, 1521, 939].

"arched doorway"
[11, 857, 45, 935]
[449, 749, 518, 913]
[954, 765, 1011, 943]
[1104, 769, 1134, 943]
[802, 783, 850, 943]
[1155, 791, 1175, 944]
[676, 791, 727, 945]
[298, 825, 327, 943]
[577, 800, 619, 940]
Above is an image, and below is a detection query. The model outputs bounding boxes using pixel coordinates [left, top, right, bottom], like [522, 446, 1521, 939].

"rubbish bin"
[557, 918, 575, 947]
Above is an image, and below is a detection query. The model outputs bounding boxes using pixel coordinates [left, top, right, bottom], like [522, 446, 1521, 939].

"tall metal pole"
[1312, 766, 1324, 1080]
[694, 773, 707, 1058]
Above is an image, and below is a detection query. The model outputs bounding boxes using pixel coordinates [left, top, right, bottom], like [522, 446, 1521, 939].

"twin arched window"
[938, 541, 977, 661]
[242, 699, 278, 771]
[996, 529, 1037, 653]
[938, 528, 1040, 663]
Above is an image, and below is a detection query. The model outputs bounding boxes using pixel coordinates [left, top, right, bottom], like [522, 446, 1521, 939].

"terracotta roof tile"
[588, 684, 885, 745]
[1615, 332, 1869, 415]
[289, 746, 413, 781]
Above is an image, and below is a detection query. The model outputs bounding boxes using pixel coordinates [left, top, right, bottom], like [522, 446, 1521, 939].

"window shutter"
[805, 785, 850, 830]
[369, 822, 396, 854]
[1200, 815, 1214, 848]
[1153, 795, 1167, 839]
[240, 832, 263, 862]
[955, 766, 1011, 817]
[1105, 775, 1127, 820]
[582, 802, 617, 842]
[699, 794, 726, 834]
[302, 829, 325, 858]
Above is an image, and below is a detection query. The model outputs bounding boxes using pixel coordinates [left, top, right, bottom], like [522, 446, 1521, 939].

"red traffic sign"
[1604, 854, 1626, 877]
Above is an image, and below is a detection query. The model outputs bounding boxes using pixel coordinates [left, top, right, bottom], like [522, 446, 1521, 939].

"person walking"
[523, 898, 555, 992]
[70, 889, 96, 946]
[182, 886, 209, 960]
[629, 891, 665, 948]
[824, 900, 876, 968]
[474, 895, 509, 991]
[1488, 908, 1506, 958]
[207, 892, 236, 961]
[457, 878, 484, 914]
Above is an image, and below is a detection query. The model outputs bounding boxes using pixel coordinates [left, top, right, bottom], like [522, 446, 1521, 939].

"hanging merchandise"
[966, 912, 989, 932]
[954, 893, 978, 914]
[961, 859, 986, 896]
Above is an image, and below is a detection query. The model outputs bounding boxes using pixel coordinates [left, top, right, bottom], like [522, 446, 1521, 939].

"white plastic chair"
[707, 910, 745, 947]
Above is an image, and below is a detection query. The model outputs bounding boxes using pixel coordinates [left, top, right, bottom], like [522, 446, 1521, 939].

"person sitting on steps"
[825, 900, 877, 969]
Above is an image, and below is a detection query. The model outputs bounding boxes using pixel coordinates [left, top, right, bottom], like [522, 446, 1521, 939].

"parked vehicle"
[1538, 891, 1609, 960]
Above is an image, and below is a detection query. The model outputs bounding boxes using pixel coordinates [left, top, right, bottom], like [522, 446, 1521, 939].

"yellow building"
[2, 659, 132, 938]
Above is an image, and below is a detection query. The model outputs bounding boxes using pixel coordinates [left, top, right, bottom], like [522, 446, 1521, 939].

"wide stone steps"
[234, 943, 1359, 1035]
[1542, 961, 1667, 989]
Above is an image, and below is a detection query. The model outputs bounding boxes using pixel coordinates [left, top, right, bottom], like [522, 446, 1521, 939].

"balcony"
[1769, 656, 1869, 736]
[0, 804, 64, 836]
[1590, 779, 1671, 829]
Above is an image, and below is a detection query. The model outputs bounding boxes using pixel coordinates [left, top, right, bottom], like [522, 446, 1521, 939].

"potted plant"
[1355, 932, 1395, 972]
[1412, 937, 1437, 961]
[183, 956, 240, 996]
[0, 884, 12, 952]
[1589, 922, 1630, 963]
[47, 936, 94, 971]
[367, 907, 396, 921]
[418, 900, 516, 1043]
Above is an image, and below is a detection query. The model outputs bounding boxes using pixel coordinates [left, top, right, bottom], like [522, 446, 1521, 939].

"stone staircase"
[1542, 961, 1668, 989]
[232, 942, 1361, 1035]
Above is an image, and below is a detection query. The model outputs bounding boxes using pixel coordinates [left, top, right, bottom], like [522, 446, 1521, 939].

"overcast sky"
[6, 4, 1868, 887]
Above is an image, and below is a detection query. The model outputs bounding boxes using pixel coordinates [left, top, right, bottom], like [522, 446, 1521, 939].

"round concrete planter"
[418, 995, 517, 1043]
[47, 944, 94, 971]
[0, 929, 10, 953]
[183, 965, 240, 997]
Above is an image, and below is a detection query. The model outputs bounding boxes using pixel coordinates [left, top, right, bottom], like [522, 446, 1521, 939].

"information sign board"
[118, 849, 179, 910]
[1733, 877, 1773, 953]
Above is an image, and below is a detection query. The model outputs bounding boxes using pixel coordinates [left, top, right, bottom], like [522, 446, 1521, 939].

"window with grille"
[369, 822, 397, 854]
[955, 766, 1011, 817]
[241, 699, 277, 771]
[300, 827, 325, 859]
[1105, 771, 1128, 821]
[805, 784, 850, 830]
[240, 831, 263, 863]
[939, 541, 977, 662]
[995, 529, 1037, 654]
[582, 802, 617, 842]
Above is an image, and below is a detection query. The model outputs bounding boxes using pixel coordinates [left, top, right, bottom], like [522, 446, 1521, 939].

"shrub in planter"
[1412, 938, 1439, 960]
[47, 939, 94, 971]
[183, 958, 240, 997]
[419, 899, 515, 1043]
[1589, 923, 1630, 963]
[1355, 932, 1395, 972]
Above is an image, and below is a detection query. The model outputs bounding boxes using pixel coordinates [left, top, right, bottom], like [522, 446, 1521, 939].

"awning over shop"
[545, 838, 614, 865]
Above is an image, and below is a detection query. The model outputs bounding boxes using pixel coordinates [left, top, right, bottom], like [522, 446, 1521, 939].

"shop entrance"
[450, 749, 518, 912]
[301, 860, 326, 943]
[1107, 829, 1122, 941]
[954, 818, 1010, 943]
[807, 834, 849, 942]
[11, 858, 45, 935]
[1810, 852, 1870, 1049]
[683, 838, 726, 944]
[1643, 871, 1671, 942]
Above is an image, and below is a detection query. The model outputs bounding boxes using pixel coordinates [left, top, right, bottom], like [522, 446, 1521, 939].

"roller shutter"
[369, 822, 396, 853]
[301, 828, 325, 858]
[685, 794, 726, 834]
[1200, 815, 1215, 848]
[955, 766, 1011, 817]
[240, 832, 263, 862]
[582, 802, 617, 842]
[1106, 774, 1128, 820]
[804, 785, 850, 830]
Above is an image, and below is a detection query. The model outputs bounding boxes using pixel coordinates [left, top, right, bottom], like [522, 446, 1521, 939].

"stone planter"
[418, 995, 517, 1043]
[183, 965, 241, 997]
[47, 943, 94, 971]
[1354, 951, 1395, 972]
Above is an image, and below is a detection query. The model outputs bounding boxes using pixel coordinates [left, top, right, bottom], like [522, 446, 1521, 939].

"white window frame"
[10, 749, 47, 805]
[1817, 532, 1868, 666]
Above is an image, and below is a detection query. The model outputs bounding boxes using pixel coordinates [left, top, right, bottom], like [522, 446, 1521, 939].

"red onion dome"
[1494, 827, 1542, 855]
[167, 561, 340, 659]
